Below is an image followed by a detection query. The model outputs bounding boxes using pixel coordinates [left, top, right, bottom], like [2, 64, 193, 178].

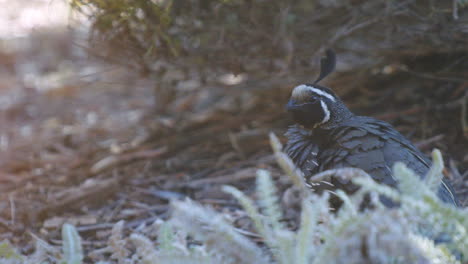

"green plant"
[0, 223, 84, 264]
[61, 223, 84, 264]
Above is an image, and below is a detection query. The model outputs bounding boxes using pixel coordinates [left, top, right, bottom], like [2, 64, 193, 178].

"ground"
[0, 0, 466, 262]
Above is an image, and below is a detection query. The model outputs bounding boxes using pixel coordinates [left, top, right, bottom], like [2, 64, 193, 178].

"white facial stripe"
[309, 86, 336, 102]
[291, 84, 312, 101]
[291, 84, 336, 102]
[320, 100, 330, 124]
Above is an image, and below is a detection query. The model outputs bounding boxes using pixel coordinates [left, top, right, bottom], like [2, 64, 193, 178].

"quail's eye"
[309, 97, 318, 103]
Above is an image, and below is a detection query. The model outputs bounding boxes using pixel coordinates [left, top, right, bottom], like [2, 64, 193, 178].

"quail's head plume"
[286, 50, 353, 129]
[284, 50, 459, 208]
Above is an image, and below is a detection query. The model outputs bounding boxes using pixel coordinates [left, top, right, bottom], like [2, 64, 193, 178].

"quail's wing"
[359, 117, 458, 205]
[333, 117, 458, 206]
[357, 117, 431, 166]
[320, 125, 397, 187]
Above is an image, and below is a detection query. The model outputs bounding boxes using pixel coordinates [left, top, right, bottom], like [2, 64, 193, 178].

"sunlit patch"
[0, 0, 74, 39]
[218, 73, 247, 86]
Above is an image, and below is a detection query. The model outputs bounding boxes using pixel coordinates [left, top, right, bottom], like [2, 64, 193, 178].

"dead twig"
[415, 134, 445, 150]
[376, 106, 423, 121]
[184, 168, 259, 188]
[37, 177, 121, 221]
[91, 147, 167, 175]
[462, 90, 468, 139]
[308, 167, 371, 183]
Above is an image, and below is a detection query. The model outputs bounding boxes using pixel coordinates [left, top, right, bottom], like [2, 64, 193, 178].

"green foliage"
[157, 222, 175, 252]
[458, 0, 468, 7]
[269, 132, 308, 192]
[126, 198, 268, 264]
[61, 223, 84, 264]
[70, 0, 178, 69]
[170, 198, 268, 264]
[0, 242, 22, 260]
[425, 150, 445, 192]
[0, 223, 84, 264]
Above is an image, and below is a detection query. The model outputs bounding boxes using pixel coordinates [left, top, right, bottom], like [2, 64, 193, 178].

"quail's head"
[287, 84, 338, 128]
[286, 50, 352, 129]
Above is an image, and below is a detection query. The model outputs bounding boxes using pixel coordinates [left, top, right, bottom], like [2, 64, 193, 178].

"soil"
[0, 1, 466, 261]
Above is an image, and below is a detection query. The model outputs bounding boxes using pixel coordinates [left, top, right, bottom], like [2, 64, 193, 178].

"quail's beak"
[286, 99, 307, 122]
[287, 99, 311, 115]
[286, 99, 300, 112]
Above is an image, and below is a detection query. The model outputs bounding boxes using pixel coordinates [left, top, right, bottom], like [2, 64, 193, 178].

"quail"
[284, 50, 459, 207]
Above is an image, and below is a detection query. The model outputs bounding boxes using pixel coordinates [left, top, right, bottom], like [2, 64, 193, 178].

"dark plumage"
[284, 50, 459, 207]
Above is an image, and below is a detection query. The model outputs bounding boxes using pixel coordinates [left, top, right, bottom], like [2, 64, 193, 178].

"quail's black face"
[287, 84, 336, 128]
[287, 96, 325, 128]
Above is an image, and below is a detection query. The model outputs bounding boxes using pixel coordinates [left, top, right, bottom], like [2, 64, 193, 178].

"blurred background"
[0, 0, 467, 262]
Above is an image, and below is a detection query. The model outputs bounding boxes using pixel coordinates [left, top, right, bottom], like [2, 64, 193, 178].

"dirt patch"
[0, 0, 466, 261]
